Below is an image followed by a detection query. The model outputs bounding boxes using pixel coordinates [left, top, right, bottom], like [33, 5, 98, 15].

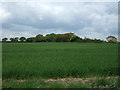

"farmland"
[2, 43, 118, 88]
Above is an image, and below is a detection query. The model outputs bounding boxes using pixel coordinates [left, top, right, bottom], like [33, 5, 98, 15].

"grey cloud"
[1, 2, 118, 40]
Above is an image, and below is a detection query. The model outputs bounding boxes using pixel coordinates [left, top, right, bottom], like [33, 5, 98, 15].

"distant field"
[2, 43, 118, 79]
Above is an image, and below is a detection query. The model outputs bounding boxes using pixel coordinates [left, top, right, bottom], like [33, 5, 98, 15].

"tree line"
[2, 33, 117, 43]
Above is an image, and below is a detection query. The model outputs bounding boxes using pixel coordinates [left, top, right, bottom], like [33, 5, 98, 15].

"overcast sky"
[0, 2, 118, 40]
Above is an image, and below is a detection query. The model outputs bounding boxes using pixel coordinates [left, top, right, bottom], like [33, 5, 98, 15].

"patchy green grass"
[2, 77, 119, 88]
[67, 83, 88, 88]
[3, 43, 118, 79]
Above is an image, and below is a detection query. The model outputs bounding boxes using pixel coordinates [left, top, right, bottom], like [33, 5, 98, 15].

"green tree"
[55, 34, 64, 42]
[19, 37, 26, 42]
[14, 37, 19, 42]
[70, 35, 81, 42]
[35, 34, 44, 42]
[64, 33, 75, 42]
[10, 38, 15, 42]
[94, 38, 104, 43]
[106, 36, 117, 43]
[55, 33, 75, 42]
[26, 37, 35, 42]
[2, 38, 8, 42]
[45, 33, 56, 42]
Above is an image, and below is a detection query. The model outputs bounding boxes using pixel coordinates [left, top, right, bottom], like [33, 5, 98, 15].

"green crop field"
[2, 43, 119, 88]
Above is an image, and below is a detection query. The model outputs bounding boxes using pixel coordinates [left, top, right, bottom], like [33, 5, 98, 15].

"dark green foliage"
[55, 34, 64, 42]
[2, 38, 8, 42]
[45, 33, 56, 42]
[14, 37, 19, 42]
[10, 38, 15, 42]
[106, 36, 117, 43]
[19, 37, 26, 42]
[9, 37, 19, 42]
[26, 37, 35, 42]
[91, 77, 119, 88]
[35, 34, 44, 42]
[70, 35, 82, 42]
[2, 32, 106, 43]
[93, 78, 110, 87]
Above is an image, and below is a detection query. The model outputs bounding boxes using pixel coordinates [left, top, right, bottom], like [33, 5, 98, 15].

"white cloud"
[1, 2, 118, 40]
[0, 6, 11, 23]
